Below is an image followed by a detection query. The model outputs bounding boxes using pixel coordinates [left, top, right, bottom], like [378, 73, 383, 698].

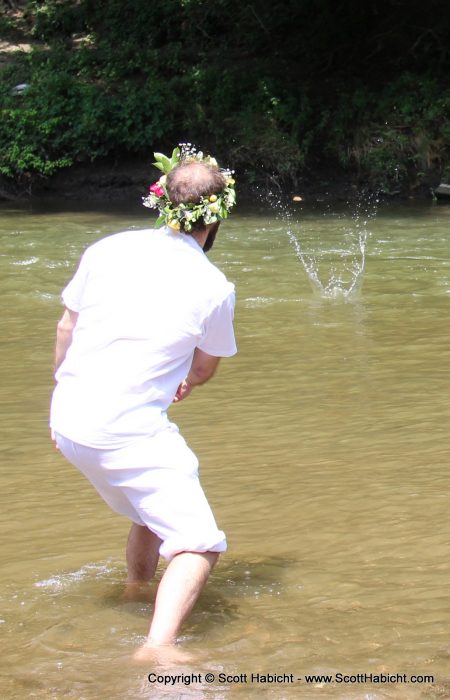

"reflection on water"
[1, 200, 450, 699]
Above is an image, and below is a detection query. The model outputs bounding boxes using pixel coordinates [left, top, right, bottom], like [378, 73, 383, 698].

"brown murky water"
[1, 199, 449, 699]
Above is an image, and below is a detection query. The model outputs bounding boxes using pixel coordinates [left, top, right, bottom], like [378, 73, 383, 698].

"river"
[0, 197, 449, 699]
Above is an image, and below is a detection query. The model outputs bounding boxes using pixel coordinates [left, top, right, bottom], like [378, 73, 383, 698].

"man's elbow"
[190, 364, 217, 385]
[56, 322, 73, 346]
[57, 309, 78, 335]
[189, 357, 221, 386]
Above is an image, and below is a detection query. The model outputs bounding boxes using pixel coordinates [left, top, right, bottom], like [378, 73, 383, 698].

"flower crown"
[143, 143, 236, 232]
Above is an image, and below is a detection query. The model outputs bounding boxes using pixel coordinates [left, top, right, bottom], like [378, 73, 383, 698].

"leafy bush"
[0, 0, 448, 189]
[324, 75, 450, 190]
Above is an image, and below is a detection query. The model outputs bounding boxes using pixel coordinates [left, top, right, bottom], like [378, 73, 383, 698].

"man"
[50, 149, 237, 656]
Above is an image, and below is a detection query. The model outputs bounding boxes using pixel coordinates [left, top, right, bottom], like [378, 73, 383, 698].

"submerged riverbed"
[0, 199, 449, 699]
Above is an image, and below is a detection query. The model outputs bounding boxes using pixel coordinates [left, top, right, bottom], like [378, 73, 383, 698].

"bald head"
[167, 161, 226, 209]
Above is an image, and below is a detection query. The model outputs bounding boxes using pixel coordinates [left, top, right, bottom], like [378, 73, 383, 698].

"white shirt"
[50, 227, 237, 448]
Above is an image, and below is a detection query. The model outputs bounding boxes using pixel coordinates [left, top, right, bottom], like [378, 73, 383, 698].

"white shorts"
[55, 426, 227, 561]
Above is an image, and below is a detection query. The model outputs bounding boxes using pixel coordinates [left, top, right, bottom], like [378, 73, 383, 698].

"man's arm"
[55, 308, 79, 372]
[173, 348, 221, 403]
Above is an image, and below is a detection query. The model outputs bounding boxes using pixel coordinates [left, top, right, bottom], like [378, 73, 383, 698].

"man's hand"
[172, 349, 221, 403]
[173, 379, 194, 403]
[50, 428, 60, 449]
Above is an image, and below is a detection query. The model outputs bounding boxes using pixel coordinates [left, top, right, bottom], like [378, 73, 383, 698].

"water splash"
[34, 561, 118, 591]
[265, 189, 378, 298]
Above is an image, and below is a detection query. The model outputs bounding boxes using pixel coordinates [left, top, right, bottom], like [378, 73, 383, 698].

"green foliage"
[0, 0, 449, 188]
[324, 75, 450, 190]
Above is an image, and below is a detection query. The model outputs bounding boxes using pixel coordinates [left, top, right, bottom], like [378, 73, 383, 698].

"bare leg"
[147, 551, 219, 646]
[126, 523, 161, 582]
[124, 524, 161, 600]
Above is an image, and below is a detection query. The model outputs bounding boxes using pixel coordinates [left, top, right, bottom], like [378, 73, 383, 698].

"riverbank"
[0, 156, 439, 205]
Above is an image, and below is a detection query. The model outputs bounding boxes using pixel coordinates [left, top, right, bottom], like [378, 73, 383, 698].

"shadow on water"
[2, 554, 297, 641]
[5, 550, 448, 700]
[1, 555, 306, 699]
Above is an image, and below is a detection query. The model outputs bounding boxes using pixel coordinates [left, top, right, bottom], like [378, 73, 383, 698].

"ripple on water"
[34, 561, 118, 591]
[11, 256, 40, 266]
[244, 296, 275, 307]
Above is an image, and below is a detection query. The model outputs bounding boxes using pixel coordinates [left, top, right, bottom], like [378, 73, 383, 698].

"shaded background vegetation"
[1, 0, 449, 194]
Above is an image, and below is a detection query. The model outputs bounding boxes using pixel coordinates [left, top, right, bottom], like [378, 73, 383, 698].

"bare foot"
[132, 641, 194, 667]
[122, 582, 153, 603]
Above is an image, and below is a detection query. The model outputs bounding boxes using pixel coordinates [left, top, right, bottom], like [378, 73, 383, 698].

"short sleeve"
[198, 288, 237, 357]
[61, 251, 90, 312]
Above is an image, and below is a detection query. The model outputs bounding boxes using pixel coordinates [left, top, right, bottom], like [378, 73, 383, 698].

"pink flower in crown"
[149, 182, 164, 197]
